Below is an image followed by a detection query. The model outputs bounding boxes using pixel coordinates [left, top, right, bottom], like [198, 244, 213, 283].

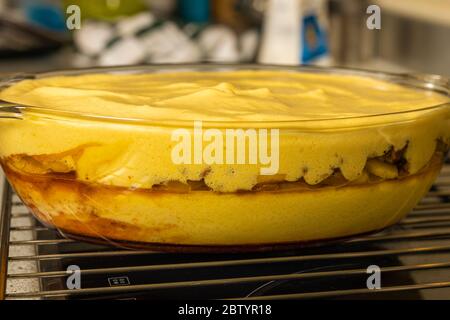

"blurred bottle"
[258, 0, 301, 64]
[258, 0, 329, 65]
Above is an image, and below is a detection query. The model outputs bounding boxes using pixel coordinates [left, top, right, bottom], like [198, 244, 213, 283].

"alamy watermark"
[171, 121, 280, 175]
[366, 265, 381, 289]
[66, 265, 81, 290]
[366, 4, 381, 30]
[66, 5, 81, 30]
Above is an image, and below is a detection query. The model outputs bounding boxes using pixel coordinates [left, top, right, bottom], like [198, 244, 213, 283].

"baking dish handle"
[405, 73, 449, 95]
[0, 102, 22, 120]
[0, 73, 35, 120]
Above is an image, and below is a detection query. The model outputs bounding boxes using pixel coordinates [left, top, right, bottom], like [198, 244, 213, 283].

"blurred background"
[0, 0, 448, 75]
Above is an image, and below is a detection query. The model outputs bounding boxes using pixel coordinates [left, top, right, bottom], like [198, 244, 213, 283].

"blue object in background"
[301, 14, 328, 63]
[24, 1, 66, 32]
[178, 0, 210, 23]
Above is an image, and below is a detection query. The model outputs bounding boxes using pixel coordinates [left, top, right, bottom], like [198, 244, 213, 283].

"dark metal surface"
[1, 164, 450, 299]
[0, 182, 12, 300]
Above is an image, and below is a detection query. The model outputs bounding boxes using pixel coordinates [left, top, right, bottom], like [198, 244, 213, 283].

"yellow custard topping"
[1, 70, 447, 121]
[0, 70, 448, 193]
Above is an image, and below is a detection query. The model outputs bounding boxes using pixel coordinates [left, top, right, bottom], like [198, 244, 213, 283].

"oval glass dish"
[0, 64, 448, 252]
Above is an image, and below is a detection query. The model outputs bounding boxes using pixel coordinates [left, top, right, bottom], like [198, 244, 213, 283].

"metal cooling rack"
[1, 163, 450, 300]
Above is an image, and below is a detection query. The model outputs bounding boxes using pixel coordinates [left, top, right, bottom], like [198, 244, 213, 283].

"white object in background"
[140, 22, 202, 63]
[198, 25, 240, 63]
[72, 53, 96, 68]
[239, 29, 260, 62]
[73, 21, 115, 57]
[116, 12, 155, 37]
[99, 37, 146, 66]
[258, 0, 301, 65]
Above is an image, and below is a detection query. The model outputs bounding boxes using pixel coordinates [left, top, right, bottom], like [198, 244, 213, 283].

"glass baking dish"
[0, 64, 448, 252]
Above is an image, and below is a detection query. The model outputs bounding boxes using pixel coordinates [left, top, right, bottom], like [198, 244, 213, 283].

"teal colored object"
[24, 2, 66, 32]
[178, 0, 210, 23]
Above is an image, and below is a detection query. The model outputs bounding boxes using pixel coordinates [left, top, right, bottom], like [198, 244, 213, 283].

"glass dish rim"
[0, 63, 448, 129]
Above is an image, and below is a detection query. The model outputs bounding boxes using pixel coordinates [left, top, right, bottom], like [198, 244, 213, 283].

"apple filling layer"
[3, 141, 447, 193]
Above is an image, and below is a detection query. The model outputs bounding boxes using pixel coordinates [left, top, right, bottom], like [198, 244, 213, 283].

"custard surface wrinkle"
[0, 70, 448, 193]
[1, 70, 447, 121]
